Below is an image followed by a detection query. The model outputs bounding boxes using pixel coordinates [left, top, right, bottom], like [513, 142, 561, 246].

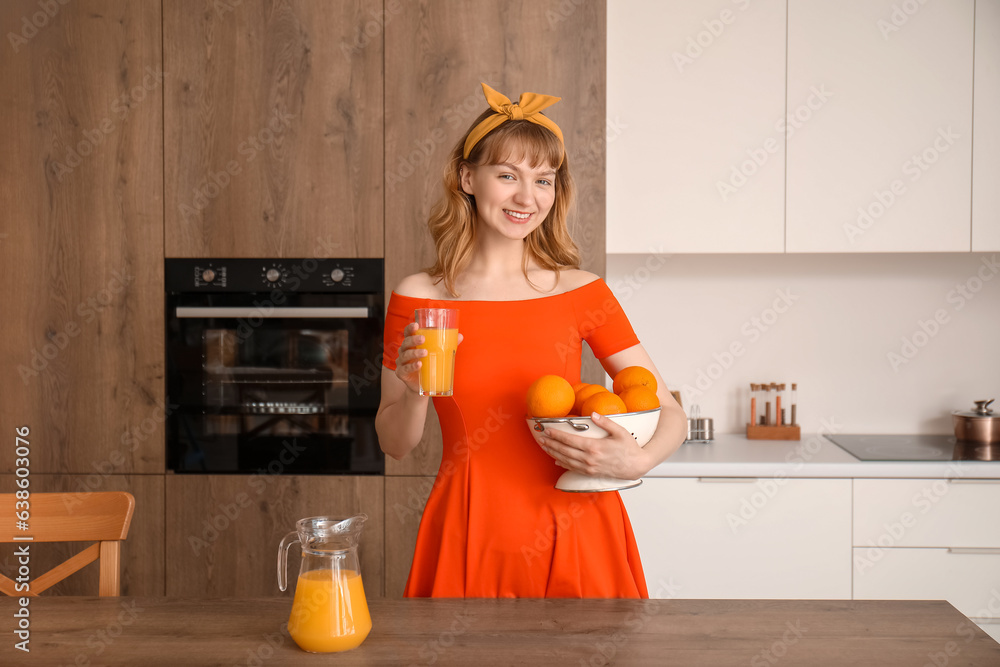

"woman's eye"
[537, 179, 552, 186]
[500, 174, 515, 180]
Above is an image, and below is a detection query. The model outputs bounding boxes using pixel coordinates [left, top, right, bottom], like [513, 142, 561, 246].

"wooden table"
[1, 597, 998, 665]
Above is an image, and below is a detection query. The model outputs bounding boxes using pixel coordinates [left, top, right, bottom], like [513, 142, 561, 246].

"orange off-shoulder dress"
[382, 278, 648, 598]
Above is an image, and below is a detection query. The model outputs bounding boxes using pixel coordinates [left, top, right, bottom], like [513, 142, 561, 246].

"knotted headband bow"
[462, 83, 565, 166]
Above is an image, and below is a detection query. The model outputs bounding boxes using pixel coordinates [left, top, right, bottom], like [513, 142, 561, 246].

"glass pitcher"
[277, 514, 371, 653]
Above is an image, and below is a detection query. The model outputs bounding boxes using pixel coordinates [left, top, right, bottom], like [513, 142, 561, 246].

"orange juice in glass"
[414, 308, 459, 396]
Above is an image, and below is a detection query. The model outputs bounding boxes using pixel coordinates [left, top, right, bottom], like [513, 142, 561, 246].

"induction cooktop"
[824, 434, 998, 462]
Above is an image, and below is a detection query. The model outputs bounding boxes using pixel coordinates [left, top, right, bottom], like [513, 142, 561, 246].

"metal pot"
[952, 399, 1000, 444]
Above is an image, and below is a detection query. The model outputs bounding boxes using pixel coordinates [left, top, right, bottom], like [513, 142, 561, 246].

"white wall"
[607, 252, 1000, 435]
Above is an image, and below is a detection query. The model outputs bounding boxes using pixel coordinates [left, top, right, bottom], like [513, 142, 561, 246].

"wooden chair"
[0, 491, 135, 596]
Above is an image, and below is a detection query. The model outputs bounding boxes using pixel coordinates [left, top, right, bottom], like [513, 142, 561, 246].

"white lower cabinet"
[853, 547, 1000, 618]
[853, 479, 1000, 644]
[626, 475, 1000, 642]
[622, 477, 852, 599]
[983, 624, 1000, 645]
[854, 478, 1000, 548]
[853, 547, 1000, 643]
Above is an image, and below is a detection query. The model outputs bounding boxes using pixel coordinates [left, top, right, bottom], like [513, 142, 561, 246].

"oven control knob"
[329, 268, 346, 283]
[266, 268, 282, 283]
[201, 268, 216, 283]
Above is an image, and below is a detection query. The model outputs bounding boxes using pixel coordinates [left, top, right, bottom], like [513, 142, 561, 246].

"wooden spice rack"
[746, 423, 801, 440]
[748, 381, 799, 440]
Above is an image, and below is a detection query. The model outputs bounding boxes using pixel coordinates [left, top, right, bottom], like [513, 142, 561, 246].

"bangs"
[468, 118, 564, 170]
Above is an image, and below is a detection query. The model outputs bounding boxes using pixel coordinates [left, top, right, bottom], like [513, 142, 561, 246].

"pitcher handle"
[277, 531, 300, 592]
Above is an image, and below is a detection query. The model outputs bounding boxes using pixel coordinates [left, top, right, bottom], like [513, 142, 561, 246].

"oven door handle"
[175, 306, 370, 319]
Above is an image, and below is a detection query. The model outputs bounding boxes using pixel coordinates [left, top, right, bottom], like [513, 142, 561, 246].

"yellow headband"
[462, 83, 565, 166]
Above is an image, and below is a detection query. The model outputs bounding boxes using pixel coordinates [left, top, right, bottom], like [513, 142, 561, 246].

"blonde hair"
[424, 109, 579, 298]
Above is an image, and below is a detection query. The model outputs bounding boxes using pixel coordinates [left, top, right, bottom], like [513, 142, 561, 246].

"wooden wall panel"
[0, 1, 608, 598]
[0, 0, 164, 474]
[0, 475, 165, 596]
[383, 0, 608, 476]
[164, 0, 383, 258]
[384, 475, 433, 597]
[165, 475, 384, 597]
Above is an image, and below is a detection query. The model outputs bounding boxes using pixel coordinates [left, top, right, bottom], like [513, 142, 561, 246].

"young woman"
[377, 83, 687, 598]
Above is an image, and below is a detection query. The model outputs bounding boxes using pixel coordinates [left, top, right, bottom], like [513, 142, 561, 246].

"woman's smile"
[503, 208, 533, 223]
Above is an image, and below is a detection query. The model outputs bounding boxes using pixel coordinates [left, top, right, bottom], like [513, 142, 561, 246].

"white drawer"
[979, 621, 1000, 644]
[624, 478, 852, 600]
[853, 547, 1000, 621]
[854, 479, 1000, 548]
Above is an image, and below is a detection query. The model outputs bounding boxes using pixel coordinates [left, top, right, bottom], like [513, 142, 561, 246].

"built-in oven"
[165, 258, 384, 474]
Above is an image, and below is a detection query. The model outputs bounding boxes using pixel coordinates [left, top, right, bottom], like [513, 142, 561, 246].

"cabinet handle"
[948, 478, 1000, 484]
[696, 477, 757, 483]
[946, 548, 1000, 555]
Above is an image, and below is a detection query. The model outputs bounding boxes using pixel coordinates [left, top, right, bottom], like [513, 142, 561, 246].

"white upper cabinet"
[974, 0, 1000, 251]
[785, 0, 974, 252]
[607, 0, 787, 253]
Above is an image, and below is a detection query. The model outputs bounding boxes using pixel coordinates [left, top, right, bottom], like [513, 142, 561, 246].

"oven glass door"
[166, 293, 383, 474]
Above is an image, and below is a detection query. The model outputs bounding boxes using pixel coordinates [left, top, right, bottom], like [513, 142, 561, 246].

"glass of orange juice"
[414, 308, 459, 397]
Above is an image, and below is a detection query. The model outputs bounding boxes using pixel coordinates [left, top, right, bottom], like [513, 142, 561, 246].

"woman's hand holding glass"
[395, 322, 463, 395]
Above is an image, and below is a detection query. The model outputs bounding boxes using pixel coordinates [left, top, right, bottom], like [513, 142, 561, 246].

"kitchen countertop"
[647, 433, 1000, 479]
[3, 596, 998, 665]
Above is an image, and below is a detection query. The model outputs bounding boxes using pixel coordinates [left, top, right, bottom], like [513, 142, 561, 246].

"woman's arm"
[375, 322, 431, 460]
[596, 343, 688, 475]
[536, 343, 687, 479]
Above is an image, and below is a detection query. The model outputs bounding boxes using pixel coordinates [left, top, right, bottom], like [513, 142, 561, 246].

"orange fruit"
[612, 366, 657, 395]
[526, 375, 575, 418]
[618, 385, 660, 413]
[573, 384, 608, 415]
[571, 381, 590, 394]
[581, 391, 627, 416]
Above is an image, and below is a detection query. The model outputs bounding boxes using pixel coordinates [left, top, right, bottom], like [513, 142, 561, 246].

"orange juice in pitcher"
[287, 569, 371, 652]
[278, 515, 371, 653]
